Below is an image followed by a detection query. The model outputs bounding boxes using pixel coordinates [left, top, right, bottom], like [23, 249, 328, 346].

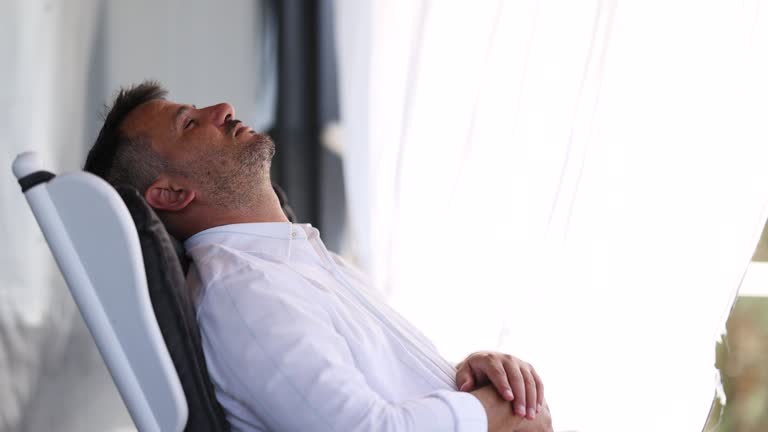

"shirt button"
[291, 231, 297, 239]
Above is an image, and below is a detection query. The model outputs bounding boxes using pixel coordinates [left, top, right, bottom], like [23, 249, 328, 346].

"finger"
[482, 360, 515, 401]
[504, 361, 527, 417]
[521, 366, 537, 420]
[456, 365, 475, 392]
[530, 366, 544, 412]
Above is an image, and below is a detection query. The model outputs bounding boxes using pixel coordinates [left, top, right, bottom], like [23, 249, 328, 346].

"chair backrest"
[13, 152, 187, 432]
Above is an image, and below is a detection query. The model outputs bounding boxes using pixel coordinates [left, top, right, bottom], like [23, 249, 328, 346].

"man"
[84, 82, 553, 432]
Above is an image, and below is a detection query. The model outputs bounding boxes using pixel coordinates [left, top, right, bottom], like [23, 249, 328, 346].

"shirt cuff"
[431, 389, 488, 432]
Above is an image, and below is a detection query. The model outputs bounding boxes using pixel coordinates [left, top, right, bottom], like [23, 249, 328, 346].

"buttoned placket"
[306, 232, 457, 389]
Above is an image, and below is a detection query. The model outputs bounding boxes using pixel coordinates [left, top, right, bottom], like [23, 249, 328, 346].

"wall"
[0, 1, 275, 430]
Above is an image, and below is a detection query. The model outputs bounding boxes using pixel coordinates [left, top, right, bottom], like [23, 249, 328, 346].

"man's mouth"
[234, 124, 251, 137]
[227, 120, 254, 138]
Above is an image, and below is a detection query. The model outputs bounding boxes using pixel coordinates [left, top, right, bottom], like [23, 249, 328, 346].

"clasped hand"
[456, 351, 544, 420]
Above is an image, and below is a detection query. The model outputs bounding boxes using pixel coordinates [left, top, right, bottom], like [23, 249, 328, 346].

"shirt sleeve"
[197, 269, 487, 432]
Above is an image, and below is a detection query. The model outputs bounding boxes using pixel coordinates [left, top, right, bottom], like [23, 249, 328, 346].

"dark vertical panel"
[269, 0, 321, 226]
[317, 0, 339, 126]
[317, 0, 346, 252]
[269, 0, 346, 251]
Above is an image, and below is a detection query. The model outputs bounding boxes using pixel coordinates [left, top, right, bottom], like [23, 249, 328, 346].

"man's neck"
[168, 188, 290, 240]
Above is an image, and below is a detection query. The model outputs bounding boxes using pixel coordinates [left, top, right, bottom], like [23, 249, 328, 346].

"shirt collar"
[184, 222, 312, 261]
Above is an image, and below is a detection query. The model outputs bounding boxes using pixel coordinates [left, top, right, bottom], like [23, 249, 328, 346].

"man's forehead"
[121, 99, 179, 136]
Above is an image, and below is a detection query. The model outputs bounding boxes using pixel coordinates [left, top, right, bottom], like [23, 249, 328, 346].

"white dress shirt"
[185, 223, 487, 431]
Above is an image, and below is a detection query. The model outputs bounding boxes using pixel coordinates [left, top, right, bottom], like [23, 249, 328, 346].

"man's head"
[85, 81, 283, 238]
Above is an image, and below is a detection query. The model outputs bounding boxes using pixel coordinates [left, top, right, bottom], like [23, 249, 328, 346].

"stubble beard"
[183, 133, 276, 210]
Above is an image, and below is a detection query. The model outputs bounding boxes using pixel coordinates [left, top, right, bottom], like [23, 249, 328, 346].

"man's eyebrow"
[173, 104, 197, 131]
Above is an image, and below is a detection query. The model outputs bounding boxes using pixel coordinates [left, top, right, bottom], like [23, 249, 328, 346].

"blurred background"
[2, 0, 768, 431]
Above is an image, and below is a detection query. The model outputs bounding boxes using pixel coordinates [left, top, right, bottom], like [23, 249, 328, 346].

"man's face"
[121, 99, 275, 208]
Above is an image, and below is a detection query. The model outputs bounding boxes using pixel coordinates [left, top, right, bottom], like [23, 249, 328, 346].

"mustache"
[224, 119, 243, 135]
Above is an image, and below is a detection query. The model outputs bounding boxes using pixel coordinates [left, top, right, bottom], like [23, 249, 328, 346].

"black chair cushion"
[117, 187, 230, 432]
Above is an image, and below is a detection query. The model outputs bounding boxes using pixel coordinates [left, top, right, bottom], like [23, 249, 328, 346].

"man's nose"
[202, 103, 236, 126]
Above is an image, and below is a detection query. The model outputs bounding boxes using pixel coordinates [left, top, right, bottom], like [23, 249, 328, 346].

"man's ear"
[144, 178, 196, 212]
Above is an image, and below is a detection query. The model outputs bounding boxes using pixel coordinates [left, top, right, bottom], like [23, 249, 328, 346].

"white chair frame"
[12, 151, 187, 432]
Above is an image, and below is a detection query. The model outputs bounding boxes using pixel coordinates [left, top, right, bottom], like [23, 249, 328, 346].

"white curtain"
[334, 1, 768, 431]
[0, 1, 109, 430]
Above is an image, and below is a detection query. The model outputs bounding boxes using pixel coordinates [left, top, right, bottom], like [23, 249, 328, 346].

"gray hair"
[105, 134, 167, 194]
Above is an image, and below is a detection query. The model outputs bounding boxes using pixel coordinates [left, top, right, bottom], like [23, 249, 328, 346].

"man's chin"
[240, 133, 275, 163]
[245, 131, 273, 147]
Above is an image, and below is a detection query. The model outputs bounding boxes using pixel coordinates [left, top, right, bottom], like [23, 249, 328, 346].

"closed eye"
[184, 118, 196, 130]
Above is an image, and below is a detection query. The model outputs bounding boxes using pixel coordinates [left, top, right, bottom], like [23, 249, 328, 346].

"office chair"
[12, 151, 298, 431]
